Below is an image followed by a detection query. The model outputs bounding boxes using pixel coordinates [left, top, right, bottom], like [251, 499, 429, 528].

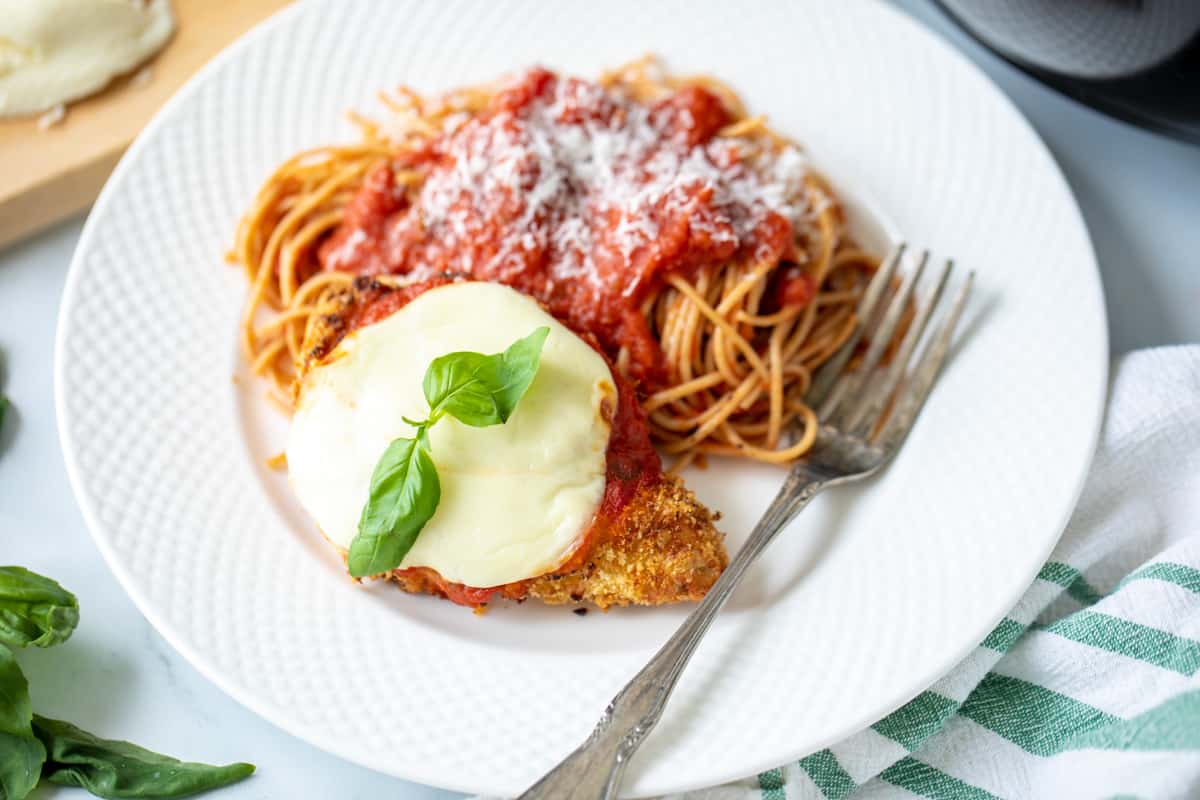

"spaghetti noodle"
[232, 56, 877, 467]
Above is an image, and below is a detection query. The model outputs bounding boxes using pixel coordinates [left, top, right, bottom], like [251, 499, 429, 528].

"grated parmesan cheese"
[407, 68, 810, 293]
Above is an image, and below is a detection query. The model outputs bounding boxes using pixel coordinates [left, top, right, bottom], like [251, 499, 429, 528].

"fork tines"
[806, 241, 973, 449]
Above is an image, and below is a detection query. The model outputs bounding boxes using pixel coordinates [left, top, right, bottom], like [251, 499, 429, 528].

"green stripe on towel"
[757, 767, 786, 800]
[1042, 610, 1200, 676]
[981, 618, 1026, 652]
[879, 757, 1000, 800]
[1121, 562, 1200, 595]
[1067, 691, 1200, 751]
[797, 749, 855, 799]
[1038, 562, 1103, 606]
[872, 691, 959, 750]
[959, 673, 1119, 756]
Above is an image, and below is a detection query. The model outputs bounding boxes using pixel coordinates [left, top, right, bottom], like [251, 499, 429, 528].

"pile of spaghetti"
[232, 57, 877, 468]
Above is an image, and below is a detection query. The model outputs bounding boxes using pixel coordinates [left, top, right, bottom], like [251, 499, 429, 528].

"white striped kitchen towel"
[660, 346, 1200, 800]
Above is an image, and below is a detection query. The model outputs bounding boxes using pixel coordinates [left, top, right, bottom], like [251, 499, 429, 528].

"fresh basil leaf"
[422, 352, 499, 426]
[32, 715, 253, 799]
[347, 435, 440, 578]
[0, 645, 47, 800]
[491, 326, 551, 420]
[0, 567, 79, 649]
[422, 326, 550, 427]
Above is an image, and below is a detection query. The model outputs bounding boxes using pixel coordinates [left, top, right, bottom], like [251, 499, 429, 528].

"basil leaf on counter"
[0, 645, 47, 800]
[422, 326, 549, 427]
[0, 567, 79, 649]
[32, 716, 253, 799]
[347, 434, 441, 578]
[0, 565, 252, 798]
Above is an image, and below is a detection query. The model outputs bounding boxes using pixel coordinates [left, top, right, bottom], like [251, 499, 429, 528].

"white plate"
[55, 0, 1107, 795]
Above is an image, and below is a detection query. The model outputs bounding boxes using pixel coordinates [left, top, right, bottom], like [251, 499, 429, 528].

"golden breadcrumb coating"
[382, 476, 725, 609]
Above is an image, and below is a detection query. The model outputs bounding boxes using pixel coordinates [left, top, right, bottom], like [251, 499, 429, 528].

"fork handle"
[516, 471, 828, 800]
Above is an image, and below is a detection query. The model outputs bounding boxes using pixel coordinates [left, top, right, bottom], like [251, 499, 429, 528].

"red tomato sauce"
[320, 67, 798, 389]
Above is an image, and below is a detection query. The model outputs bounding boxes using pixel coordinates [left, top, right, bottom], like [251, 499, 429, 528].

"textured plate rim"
[53, 1, 1109, 795]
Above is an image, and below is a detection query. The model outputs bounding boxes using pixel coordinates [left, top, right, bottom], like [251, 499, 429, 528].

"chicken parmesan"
[291, 279, 726, 609]
[234, 58, 879, 609]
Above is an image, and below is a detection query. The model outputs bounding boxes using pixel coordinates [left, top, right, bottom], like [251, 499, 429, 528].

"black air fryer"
[936, 0, 1200, 143]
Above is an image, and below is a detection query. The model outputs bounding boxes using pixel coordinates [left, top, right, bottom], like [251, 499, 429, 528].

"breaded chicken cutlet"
[294, 276, 728, 610]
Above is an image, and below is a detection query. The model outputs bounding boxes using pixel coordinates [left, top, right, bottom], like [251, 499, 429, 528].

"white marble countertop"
[2, 2, 1197, 798]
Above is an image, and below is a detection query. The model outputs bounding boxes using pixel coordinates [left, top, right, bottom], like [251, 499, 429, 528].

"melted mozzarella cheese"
[287, 282, 615, 588]
[0, 0, 175, 117]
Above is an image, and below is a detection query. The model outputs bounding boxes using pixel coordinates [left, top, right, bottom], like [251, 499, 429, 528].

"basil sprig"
[33, 716, 254, 799]
[424, 326, 550, 426]
[0, 567, 253, 799]
[0, 567, 79, 649]
[347, 327, 550, 578]
[347, 431, 441, 580]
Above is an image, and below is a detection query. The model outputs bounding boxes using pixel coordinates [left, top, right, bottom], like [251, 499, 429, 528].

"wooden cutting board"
[0, 0, 293, 250]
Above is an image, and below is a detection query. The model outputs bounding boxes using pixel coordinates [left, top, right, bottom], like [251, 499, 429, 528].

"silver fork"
[517, 243, 973, 800]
